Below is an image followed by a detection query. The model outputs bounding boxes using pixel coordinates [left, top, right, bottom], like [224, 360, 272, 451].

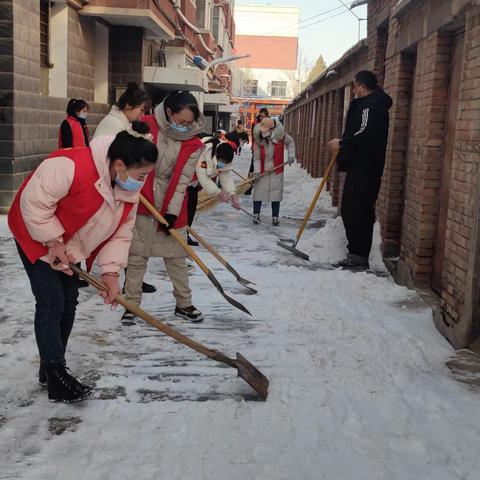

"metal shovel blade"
[276, 240, 310, 261]
[235, 352, 269, 400]
[207, 271, 252, 316]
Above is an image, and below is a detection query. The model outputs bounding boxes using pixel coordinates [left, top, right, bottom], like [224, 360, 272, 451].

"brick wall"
[0, 0, 14, 209]
[0, 1, 109, 212]
[284, 0, 480, 347]
[109, 26, 144, 105]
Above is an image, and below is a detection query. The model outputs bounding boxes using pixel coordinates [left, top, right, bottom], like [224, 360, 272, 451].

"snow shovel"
[187, 226, 257, 294]
[69, 265, 268, 400]
[277, 151, 338, 261]
[139, 194, 252, 316]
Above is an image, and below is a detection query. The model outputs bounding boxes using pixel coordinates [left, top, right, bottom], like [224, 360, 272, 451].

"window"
[244, 80, 258, 96]
[271, 81, 287, 97]
[196, 0, 206, 29]
[40, 0, 50, 67]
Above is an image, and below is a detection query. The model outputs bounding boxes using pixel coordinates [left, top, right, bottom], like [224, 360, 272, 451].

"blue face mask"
[216, 161, 226, 169]
[115, 173, 144, 192]
[170, 121, 192, 133]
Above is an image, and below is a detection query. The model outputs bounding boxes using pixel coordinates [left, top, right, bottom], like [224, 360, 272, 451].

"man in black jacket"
[328, 71, 392, 270]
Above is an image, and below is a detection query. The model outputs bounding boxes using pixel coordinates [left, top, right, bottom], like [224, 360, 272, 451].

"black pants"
[17, 243, 79, 365]
[187, 184, 201, 227]
[253, 201, 280, 217]
[340, 173, 381, 259]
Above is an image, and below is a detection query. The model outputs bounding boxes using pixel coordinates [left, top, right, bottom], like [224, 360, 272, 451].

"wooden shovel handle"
[69, 264, 228, 361]
[295, 151, 338, 244]
[139, 194, 211, 278]
[187, 226, 228, 269]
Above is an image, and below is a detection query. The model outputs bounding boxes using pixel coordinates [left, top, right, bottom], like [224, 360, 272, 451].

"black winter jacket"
[337, 88, 392, 179]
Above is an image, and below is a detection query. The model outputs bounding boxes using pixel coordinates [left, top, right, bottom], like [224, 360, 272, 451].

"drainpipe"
[170, 0, 215, 56]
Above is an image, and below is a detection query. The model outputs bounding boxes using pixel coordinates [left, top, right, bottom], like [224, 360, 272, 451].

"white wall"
[49, 3, 68, 97]
[94, 22, 109, 104]
[234, 5, 300, 38]
[233, 67, 297, 98]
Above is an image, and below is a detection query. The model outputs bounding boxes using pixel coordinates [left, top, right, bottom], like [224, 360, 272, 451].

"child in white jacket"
[186, 136, 241, 245]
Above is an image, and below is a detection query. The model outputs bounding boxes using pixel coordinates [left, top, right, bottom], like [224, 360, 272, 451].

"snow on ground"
[1, 146, 480, 479]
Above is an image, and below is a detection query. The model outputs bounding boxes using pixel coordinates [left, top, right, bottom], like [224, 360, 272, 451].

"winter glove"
[253, 172, 261, 181]
[231, 194, 241, 210]
[160, 213, 177, 235]
[218, 189, 230, 203]
[100, 272, 120, 309]
[287, 157, 295, 166]
[47, 239, 73, 276]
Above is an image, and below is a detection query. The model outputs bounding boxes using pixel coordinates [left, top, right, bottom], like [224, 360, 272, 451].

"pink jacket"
[19, 136, 138, 274]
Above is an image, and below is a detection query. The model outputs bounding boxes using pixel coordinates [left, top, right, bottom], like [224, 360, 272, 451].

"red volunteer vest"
[138, 114, 203, 228]
[58, 116, 89, 149]
[8, 147, 133, 270]
[260, 140, 285, 175]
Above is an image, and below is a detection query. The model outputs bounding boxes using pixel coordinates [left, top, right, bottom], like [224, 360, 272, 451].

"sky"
[235, 0, 368, 67]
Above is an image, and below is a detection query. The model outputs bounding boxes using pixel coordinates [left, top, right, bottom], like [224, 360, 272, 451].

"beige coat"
[129, 101, 207, 258]
[93, 106, 153, 141]
[18, 136, 138, 274]
[253, 121, 295, 202]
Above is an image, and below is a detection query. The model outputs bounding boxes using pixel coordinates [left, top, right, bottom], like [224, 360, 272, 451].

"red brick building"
[284, 0, 480, 348]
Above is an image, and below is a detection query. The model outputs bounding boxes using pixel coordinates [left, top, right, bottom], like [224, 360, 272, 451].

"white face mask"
[78, 112, 87, 120]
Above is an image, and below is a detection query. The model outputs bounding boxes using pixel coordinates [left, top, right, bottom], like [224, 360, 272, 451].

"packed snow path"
[1, 147, 480, 479]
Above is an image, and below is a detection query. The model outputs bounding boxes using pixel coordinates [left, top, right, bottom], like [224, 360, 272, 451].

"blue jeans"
[253, 201, 280, 217]
[17, 243, 79, 365]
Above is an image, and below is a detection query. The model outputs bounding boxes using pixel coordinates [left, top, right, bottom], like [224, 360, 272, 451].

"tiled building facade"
[0, 0, 236, 211]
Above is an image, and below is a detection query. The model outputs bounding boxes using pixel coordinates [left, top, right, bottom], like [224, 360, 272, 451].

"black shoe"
[333, 254, 369, 271]
[39, 365, 47, 388]
[253, 214, 261, 225]
[272, 217, 280, 226]
[142, 281, 157, 293]
[45, 364, 93, 403]
[77, 279, 90, 289]
[121, 310, 137, 326]
[187, 235, 199, 247]
[174, 305, 204, 323]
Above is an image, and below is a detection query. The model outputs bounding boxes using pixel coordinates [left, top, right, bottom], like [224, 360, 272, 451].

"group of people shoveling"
[7, 70, 390, 403]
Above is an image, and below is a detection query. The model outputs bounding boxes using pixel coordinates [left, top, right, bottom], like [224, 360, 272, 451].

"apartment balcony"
[143, 66, 209, 92]
[80, 0, 176, 39]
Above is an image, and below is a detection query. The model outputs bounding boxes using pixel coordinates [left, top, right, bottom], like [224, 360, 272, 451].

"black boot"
[187, 235, 199, 247]
[333, 253, 369, 271]
[45, 364, 93, 403]
[142, 281, 157, 293]
[39, 364, 47, 388]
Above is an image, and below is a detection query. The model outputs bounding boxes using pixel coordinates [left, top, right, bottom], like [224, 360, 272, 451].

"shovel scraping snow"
[70, 265, 269, 400]
[277, 151, 338, 261]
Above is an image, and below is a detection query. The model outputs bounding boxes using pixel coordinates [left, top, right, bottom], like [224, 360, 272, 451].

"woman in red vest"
[8, 129, 157, 403]
[252, 117, 296, 226]
[58, 98, 90, 148]
[123, 91, 208, 324]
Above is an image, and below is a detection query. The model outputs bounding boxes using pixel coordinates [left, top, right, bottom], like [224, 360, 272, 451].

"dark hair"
[131, 120, 150, 135]
[237, 131, 249, 142]
[117, 82, 149, 110]
[163, 91, 200, 121]
[259, 108, 269, 116]
[203, 137, 221, 158]
[237, 119, 243, 125]
[354, 71, 378, 91]
[225, 131, 240, 148]
[108, 130, 158, 168]
[215, 143, 234, 164]
[66, 98, 89, 117]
